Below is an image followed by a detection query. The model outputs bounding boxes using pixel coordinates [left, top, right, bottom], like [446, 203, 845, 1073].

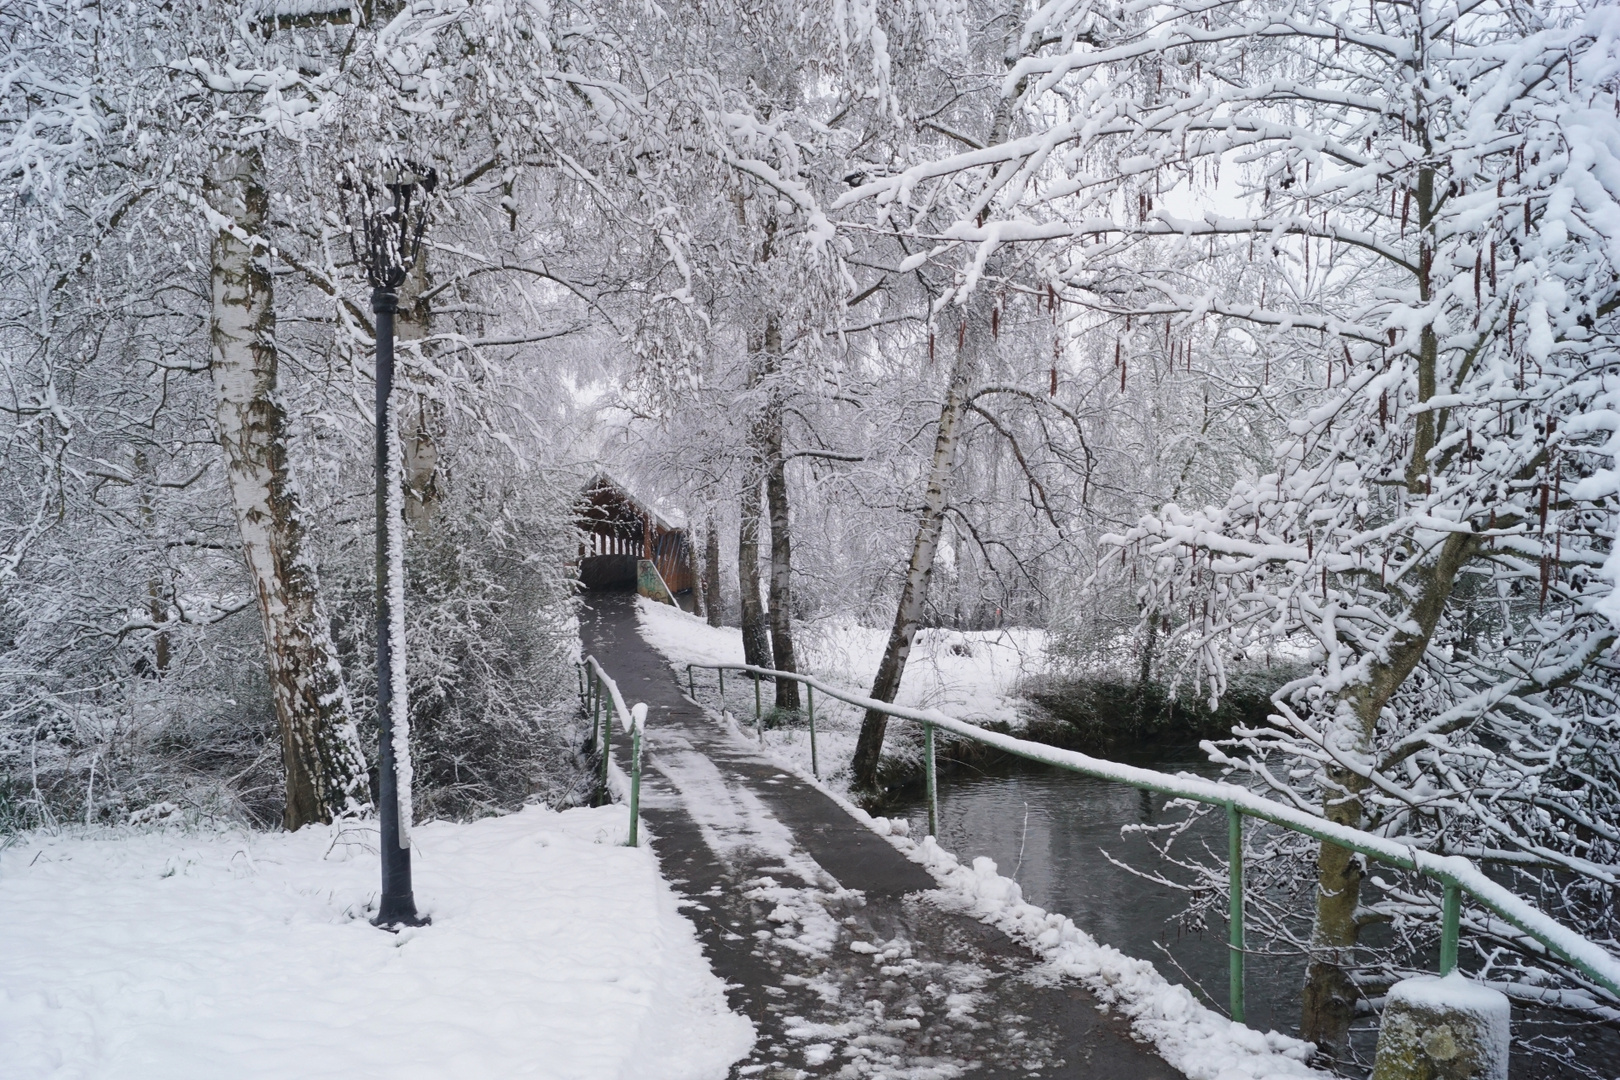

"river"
[889, 750, 1619, 1078]
[890, 750, 1309, 1038]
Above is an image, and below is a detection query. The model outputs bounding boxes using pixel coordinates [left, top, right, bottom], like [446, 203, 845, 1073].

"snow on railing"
[580, 656, 646, 847]
[684, 661, 1620, 1025]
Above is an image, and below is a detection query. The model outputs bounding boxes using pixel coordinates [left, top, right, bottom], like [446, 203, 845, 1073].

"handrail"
[580, 656, 647, 847]
[684, 660, 1620, 1024]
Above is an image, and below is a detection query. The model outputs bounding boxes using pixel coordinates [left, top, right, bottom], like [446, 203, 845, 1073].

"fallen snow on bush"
[0, 805, 753, 1080]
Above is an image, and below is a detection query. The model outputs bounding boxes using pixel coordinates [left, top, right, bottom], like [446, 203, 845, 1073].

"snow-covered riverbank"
[0, 804, 752, 1080]
[634, 597, 1042, 790]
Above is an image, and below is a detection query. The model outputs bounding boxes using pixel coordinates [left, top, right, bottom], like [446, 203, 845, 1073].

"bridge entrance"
[575, 474, 698, 608]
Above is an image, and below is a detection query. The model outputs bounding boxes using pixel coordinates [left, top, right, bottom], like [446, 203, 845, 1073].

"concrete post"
[1371, 974, 1510, 1080]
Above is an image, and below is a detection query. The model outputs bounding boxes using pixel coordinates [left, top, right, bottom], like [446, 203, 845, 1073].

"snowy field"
[636, 598, 1042, 789]
[0, 805, 752, 1080]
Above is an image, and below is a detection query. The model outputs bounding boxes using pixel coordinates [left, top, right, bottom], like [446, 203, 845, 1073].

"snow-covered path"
[1, 804, 753, 1080]
[583, 591, 1186, 1079]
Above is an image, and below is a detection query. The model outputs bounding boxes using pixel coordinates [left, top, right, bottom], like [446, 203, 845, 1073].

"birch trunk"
[849, 304, 982, 793]
[207, 146, 369, 830]
[704, 516, 723, 628]
[737, 320, 777, 672]
[849, 35, 1024, 794]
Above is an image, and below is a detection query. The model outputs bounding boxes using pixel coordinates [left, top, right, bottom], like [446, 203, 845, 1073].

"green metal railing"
[581, 656, 646, 848]
[684, 661, 1620, 1024]
[688, 663, 822, 777]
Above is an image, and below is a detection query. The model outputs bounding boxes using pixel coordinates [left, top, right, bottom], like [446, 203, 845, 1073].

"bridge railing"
[682, 661, 1620, 1025]
[579, 656, 646, 847]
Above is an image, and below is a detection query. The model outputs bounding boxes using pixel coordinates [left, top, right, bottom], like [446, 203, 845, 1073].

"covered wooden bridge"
[575, 474, 697, 605]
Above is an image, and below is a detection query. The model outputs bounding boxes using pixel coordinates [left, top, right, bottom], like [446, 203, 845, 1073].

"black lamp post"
[345, 162, 436, 929]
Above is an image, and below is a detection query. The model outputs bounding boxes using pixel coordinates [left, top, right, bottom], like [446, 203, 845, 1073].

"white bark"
[207, 145, 370, 830]
[850, 309, 979, 791]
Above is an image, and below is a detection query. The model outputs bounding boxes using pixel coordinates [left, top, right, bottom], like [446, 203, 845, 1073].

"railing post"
[1227, 803, 1245, 1024]
[924, 721, 938, 838]
[807, 683, 818, 779]
[753, 672, 762, 743]
[1440, 881, 1461, 975]
[687, 664, 695, 700]
[718, 667, 725, 709]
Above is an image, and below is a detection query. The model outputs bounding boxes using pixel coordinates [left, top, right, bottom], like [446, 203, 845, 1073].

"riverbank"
[0, 804, 753, 1080]
[635, 598, 1280, 802]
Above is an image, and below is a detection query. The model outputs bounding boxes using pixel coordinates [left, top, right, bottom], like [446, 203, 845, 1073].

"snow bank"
[1, 806, 753, 1080]
[635, 597, 1042, 726]
[633, 596, 745, 669]
[860, 817, 1329, 1080]
[636, 598, 1043, 794]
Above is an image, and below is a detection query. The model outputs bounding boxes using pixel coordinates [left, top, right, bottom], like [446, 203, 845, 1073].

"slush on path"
[585, 589, 1191, 1079]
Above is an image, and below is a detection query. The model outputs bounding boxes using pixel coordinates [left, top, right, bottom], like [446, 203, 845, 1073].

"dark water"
[891, 750, 1309, 1037]
[891, 752, 1620, 1078]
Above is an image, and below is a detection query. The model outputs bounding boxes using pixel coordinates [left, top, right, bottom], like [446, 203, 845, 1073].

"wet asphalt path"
[581, 591, 1182, 1080]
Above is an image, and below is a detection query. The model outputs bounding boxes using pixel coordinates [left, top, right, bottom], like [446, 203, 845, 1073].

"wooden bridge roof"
[578, 472, 685, 537]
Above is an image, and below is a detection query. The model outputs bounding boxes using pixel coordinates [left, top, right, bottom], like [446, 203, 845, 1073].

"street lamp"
[344, 161, 436, 929]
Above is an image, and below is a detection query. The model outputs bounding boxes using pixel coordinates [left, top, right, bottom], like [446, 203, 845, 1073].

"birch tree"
[205, 144, 369, 827]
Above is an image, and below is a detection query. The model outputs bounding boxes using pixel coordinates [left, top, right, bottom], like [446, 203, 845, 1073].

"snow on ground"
[863, 819, 1329, 1080]
[1, 805, 753, 1080]
[635, 598, 1042, 790]
[638, 598, 1042, 724]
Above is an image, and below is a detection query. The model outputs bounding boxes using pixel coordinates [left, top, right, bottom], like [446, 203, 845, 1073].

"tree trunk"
[760, 313, 799, 710]
[1300, 528, 1476, 1048]
[135, 450, 170, 676]
[737, 315, 782, 673]
[848, 46, 1026, 794]
[704, 516, 723, 628]
[764, 444, 800, 710]
[207, 146, 370, 830]
[686, 528, 706, 620]
[1300, 762, 1369, 1050]
[737, 469, 772, 669]
[849, 304, 981, 793]
[1301, 159, 1442, 1051]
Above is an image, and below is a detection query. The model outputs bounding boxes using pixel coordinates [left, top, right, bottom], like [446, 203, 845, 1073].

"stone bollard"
[1371, 973, 1511, 1080]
